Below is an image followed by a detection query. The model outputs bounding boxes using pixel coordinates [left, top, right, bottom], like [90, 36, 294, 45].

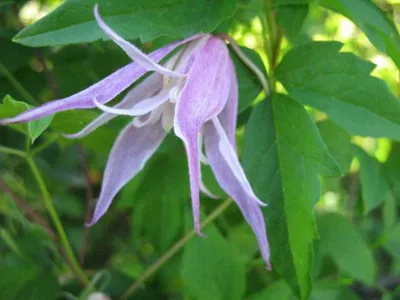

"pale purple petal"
[65, 73, 162, 139]
[87, 120, 166, 226]
[212, 118, 266, 207]
[94, 83, 171, 116]
[219, 56, 238, 147]
[94, 4, 186, 78]
[204, 119, 271, 269]
[0, 35, 199, 125]
[173, 37, 231, 235]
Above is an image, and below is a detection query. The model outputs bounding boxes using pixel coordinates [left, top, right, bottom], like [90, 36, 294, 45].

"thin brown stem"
[121, 199, 233, 299]
[0, 177, 55, 238]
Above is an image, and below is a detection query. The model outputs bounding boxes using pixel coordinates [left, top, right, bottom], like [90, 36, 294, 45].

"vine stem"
[26, 157, 89, 285]
[0, 145, 26, 158]
[121, 199, 233, 299]
[0, 62, 38, 105]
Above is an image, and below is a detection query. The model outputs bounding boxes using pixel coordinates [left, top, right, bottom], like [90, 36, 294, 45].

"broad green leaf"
[242, 95, 326, 299]
[230, 47, 266, 112]
[273, 95, 342, 177]
[319, 0, 400, 68]
[13, 0, 236, 47]
[353, 146, 390, 215]
[317, 120, 353, 175]
[317, 213, 376, 285]
[276, 3, 309, 42]
[27, 115, 54, 144]
[247, 280, 293, 300]
[0, 95, 53, 143]
[276, 42, 400, 140]
[182, 215, 245, 300]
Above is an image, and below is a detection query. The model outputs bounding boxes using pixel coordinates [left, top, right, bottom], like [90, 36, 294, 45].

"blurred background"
[0, 0, 399, 299]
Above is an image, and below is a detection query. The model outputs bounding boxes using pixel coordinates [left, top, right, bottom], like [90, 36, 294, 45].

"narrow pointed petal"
[212, 118, 266, 207]
[173, 37, 231, 235]
[200, 179, 219, 199]
[204, 120, 271, 269]
[219, 56, 238, 147]
[87, 121, 166, 226]
[184, 134, 204, 236]
[65, 73, 162, 139]
[94, 84, 170, 116]
[0, 35, 198, 125]
[94, 5, 187, 78]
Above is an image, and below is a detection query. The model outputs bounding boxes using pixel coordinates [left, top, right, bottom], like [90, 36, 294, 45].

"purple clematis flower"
[1, 5, 271, 268]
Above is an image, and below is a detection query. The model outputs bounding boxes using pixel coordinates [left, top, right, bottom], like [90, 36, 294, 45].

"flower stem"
[0, 145, 26, 158]
[121, 199, 233, 299]
[26, 156, 89, 285]
[0, 62, 38, 105]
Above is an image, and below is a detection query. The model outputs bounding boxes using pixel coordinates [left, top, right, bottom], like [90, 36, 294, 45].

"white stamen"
[161, 103, 175, 132]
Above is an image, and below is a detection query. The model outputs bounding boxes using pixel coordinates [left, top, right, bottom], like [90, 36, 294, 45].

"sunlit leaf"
[14, 0, 237, 46]
[276, 42, 400, 140]
[317, 213, 376, 285]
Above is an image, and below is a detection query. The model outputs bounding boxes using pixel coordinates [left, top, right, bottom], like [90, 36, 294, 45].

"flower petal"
[87, 120, 167, 226]
[212, 118, 266, 207]
[0, 35, 199, 125]
[219, 56, 238, 147]
[94, 4, 186, 78]
[204, 119, 271, 269]
[94, 83, 171, 116]
[65, 73, 162, 139]
[173, 37, 231, 235]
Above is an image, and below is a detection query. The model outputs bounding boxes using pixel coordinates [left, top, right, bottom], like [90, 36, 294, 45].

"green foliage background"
[0, 0, 400, 299]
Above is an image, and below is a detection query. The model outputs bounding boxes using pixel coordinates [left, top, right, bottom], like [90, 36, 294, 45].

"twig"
[121, 199, 233, 299]
[77, 145, 94, 265]
[0, 177, 55, 238]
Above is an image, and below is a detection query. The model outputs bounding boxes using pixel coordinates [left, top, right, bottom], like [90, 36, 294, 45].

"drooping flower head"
[0, 5, 271, 269]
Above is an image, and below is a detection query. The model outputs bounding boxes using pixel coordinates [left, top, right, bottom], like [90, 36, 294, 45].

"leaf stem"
[121, 199, 233, 299]
[26, 156, 89, 285]
[0, 145, 26, 158]
[0, 62, 38, 105]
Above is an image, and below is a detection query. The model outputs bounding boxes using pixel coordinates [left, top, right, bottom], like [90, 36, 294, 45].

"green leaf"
[353, 146, 390, 215]
[0, 95, 53, 143]
[276, 42, 400, 140]
[13, 0, 236, 47]
[317, 120, 353, 175]
[317, 213, 376, 285]
[28, 115, 54, 144]
[276, 3, 309, 42]
[272, 95, 342, 177]
[0, 255, 58, 300]
[319, 0, 400, 68]
[126, 136, 189, 251]
[0, 95, 30, 134]
[182, 215, 246, 300]
[230, 47, 266, 112]
[242, 95, 327, 299]
[247, 280, 293, 300]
